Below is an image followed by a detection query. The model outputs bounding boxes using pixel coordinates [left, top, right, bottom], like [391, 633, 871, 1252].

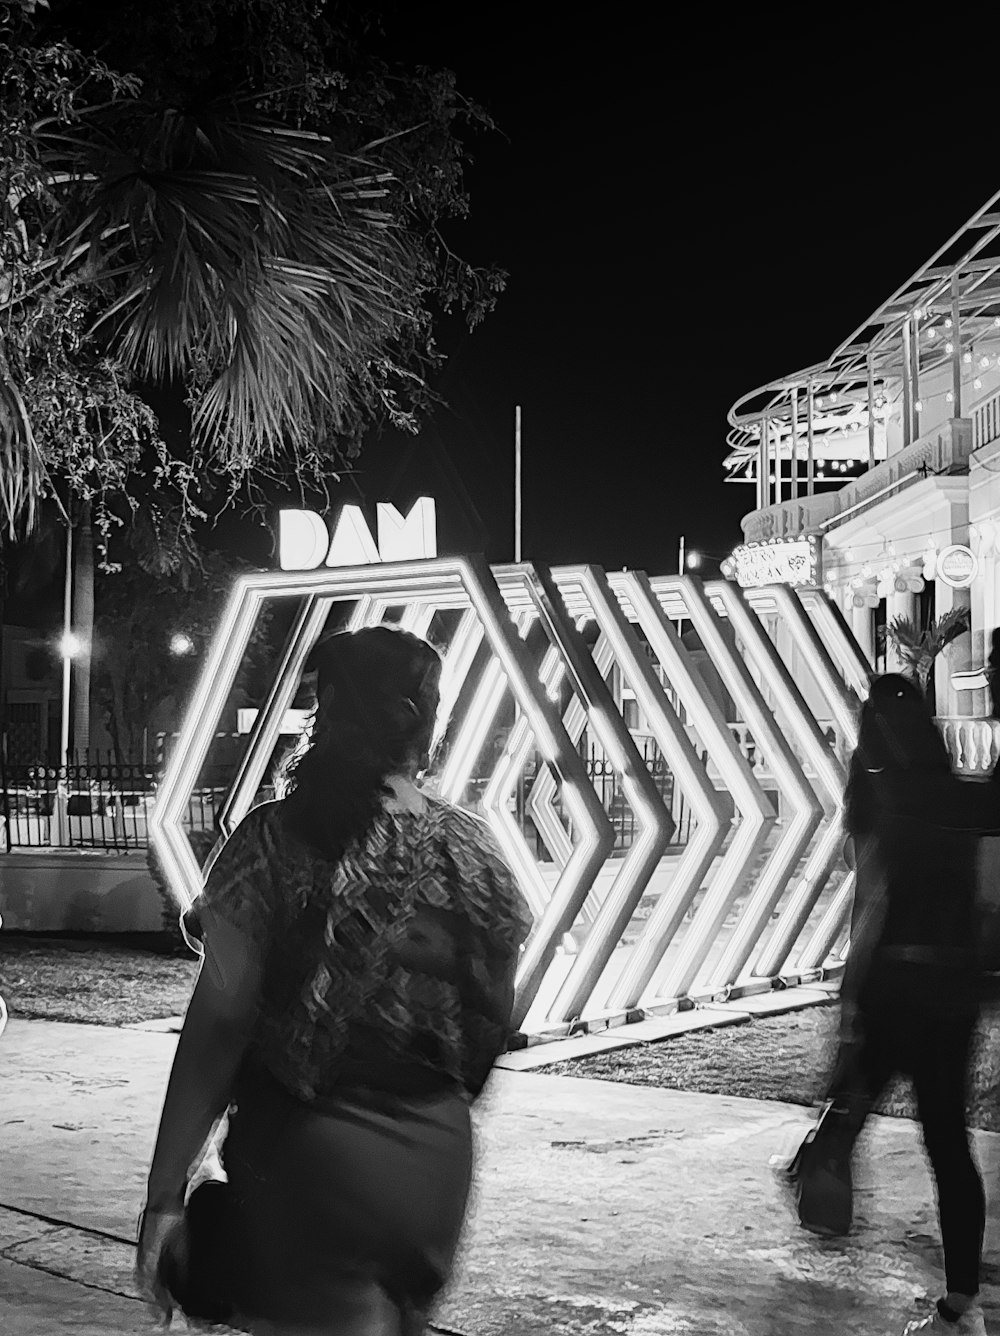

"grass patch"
[0, 934, 199, 1026]
[541, 1001, 1000, 1133]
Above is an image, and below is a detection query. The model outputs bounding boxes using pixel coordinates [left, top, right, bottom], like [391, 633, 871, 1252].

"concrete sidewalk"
[2, 1018, 1000, 1335]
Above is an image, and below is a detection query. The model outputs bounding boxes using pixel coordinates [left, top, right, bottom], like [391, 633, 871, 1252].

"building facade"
[724, 188, 1000, 752]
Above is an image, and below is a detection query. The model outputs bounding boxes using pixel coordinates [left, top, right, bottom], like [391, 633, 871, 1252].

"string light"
[975, 377, 983, 390]
[946, 342, 955, 354]
[947, 391, 954, 402]
[981, 356, 990, 369]
[964, 351, 974, 364]
[927, 327, 938, 339]
[945, 318, 954, 329]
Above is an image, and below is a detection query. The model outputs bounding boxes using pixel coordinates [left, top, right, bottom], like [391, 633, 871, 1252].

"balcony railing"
[742, 417, 973, 545]
[972, 385, 1000, 452]
[936, 716, 1000, 775]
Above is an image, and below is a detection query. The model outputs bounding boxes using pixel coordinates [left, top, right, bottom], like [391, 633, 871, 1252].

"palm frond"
[0, 371, 45, 539]
[37, 101, 420, 465]
[924, 605, 971, 655]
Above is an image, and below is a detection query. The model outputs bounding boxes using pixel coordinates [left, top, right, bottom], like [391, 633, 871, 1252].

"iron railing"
[0, 754, 231, 854]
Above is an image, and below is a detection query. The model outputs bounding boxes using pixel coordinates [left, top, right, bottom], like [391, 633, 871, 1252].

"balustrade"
[935, 716, 1000, 775]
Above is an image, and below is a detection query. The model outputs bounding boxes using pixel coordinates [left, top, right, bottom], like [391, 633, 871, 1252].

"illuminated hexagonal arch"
[701, 579, 837, 986]
[148, 558, 613, 942]
[485, 565, 675, 1029]
[734, 582, 858, 979]
[518, 566, 734, 1023]
[640, 575, 819, 1005]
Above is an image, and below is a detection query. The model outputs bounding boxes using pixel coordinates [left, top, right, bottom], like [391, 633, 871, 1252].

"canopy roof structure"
[725, 185, 1000, 480]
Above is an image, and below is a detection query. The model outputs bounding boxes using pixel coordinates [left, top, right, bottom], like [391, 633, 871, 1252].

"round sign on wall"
[937, 543, 978, 589]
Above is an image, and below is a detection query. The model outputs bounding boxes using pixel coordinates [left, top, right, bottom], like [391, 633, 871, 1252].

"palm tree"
[1, 25, 444, 756]
[881, 606, 971, 706]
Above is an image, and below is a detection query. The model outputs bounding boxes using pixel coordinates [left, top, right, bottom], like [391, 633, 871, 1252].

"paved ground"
[2, 1015, 1000, 1334]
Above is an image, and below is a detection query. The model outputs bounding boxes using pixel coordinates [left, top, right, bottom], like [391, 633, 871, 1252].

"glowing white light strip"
[152, 561, 471, 909]
[220, 594, 334, 835]
[494, 566, 673, 1027]
[527, 633, 611, 920]
[150, 577, 267, 909]
[432, 609, 483, 754]
[737, 583, 854, 978]
[437, 649, 511, 803]
[639, 576, 782, 1004]
[797, 587, 873, 699]
[454, 567, 616, 1027]
[602, 570, 756, 1010]
[696, 580, 825, 988]
[480, 642, 562, 922]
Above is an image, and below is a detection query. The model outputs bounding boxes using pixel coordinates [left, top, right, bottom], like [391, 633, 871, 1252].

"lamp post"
[58, 631, 83, 765]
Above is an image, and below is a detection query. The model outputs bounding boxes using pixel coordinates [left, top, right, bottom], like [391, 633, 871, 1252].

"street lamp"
[686, 551, 703, 570]
[59, 631, 84, 764]
[169, 632, 195, 656]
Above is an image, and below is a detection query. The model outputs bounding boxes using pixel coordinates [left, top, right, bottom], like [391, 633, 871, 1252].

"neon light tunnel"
[148, 557, 871, 1044]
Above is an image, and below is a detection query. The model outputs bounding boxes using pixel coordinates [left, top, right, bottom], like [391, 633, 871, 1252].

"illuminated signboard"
[278, 497, 437, 570]
[727, 536, 818, 589]
[936, 543, 978, 589]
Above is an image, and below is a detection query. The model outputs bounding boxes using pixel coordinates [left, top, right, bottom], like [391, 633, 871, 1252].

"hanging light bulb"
[975, 377, 983, 390]
[915, 400, 923, 412]
[927, 327, 938, 339]
[946, 341, 955, 354]
[964, 351, 974, 364]
[830, 391, 839, 402]
[945, 317, 954, 329]
[994, 316, 1000, 327]
[947, 391, 954, 403]
[981, 356, 990, 369]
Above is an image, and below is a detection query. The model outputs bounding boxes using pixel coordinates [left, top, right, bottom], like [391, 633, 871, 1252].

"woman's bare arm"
[144, 911, 262, 1208]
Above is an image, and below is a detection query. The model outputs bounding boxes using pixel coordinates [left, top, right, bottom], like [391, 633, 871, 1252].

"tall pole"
[910, 312, 921, 440]
[790, 389, 799, 502]
[866, 351, 876, 470]
[901, 318, 913, 448]
[60, 524, 73, 765]
[951, 274, 963, 416]
[514, 404, 522, 563]
[762, 412, 770, 506]
[806, 379, 815, 496]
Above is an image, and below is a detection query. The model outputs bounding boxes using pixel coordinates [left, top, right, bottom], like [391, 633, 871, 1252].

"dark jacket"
[849, 767, 1000, 1016]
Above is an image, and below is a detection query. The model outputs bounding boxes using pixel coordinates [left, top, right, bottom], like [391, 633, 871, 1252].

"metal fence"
[0, 754, 230, 854]
[584, 744, 693, 851]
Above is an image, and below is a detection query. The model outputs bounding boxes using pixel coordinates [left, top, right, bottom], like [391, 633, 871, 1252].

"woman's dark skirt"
[222, 1067, 473, 1331]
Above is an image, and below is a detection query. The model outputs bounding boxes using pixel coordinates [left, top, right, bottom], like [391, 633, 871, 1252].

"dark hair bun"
[282, 627, 442, 860]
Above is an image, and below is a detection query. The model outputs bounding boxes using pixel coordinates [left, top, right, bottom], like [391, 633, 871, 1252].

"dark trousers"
[827, 1002, 984, 1297]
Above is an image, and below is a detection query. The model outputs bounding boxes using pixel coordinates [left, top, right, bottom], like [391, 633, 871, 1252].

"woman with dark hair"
[787, 674, 1000, 1336]
[136, 626, 532, 1335]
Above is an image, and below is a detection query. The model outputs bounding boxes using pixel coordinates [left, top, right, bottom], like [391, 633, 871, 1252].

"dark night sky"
[335, 8, 1000, 577]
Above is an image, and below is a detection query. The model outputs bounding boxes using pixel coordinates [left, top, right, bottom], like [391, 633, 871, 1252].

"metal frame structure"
[150, 561, 871, 1042]
[724, 186, 1000, 499]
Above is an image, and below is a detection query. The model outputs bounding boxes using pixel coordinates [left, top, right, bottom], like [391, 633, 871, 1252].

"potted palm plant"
[880, 606, 971, 710]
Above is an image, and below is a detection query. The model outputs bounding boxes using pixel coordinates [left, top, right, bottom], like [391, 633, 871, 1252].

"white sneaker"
[900, 1304, 987, 1335]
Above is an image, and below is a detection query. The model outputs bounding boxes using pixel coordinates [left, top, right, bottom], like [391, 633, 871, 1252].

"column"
[951, 274, 963, 418]
[934, 580, 973, 719]
[910, 312, 921, 440]
[806, 380, 815, 497]
[901, 318, 913, 448]
[886, 587, 917, 672]
[866, 352, 876, 469]
[851, 599, 875, 663]
[790, 389, 799, 502]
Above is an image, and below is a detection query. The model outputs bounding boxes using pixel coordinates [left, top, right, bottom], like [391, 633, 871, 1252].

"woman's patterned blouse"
[196, 792, 533, 1102]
